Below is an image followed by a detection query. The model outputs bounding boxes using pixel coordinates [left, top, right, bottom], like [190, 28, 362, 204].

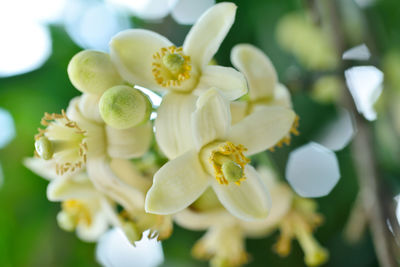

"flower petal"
[110, 29, 172, 91]
[193, 65, 248, 101]
[183, 2, 237, 68]
[192, 89, 231, 149]
[231, 44, 277, 100]
[76, 211, 109, 242]
[270, 83, 292, 108]
[227, 106, 295, 155]
[145, 150, 210, 214]
[87, 157, 145, 213]
[155, 92, 197, 159]
[23, 157, 57, 180]
[47, 173, 97, 201]
[240, 167, 293, 237]
[174, 209, 231, 231]
[106, 121, 152, 159]
[230, 101, 248, 125]
[79, 93, 103, 123]
[212, 165, 270, 221]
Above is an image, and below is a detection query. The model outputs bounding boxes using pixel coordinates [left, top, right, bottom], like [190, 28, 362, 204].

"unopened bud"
[99, 85, 152, 129]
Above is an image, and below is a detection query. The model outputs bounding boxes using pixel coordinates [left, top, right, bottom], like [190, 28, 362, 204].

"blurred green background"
[1, 0, 400, 266]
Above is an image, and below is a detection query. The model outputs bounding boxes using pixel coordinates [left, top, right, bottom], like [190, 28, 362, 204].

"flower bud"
[99, 85, 152, 129]
[68, 50, 123, 95]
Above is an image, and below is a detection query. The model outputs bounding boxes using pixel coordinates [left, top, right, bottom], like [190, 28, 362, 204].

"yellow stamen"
[34, 110, 87, 175]
[152, 46, 191, 87]
[209, 142, 250, 185]
[270, 115, 300, 152]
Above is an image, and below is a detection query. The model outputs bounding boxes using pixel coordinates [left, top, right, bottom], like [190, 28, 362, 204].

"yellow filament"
[209, 142, 250, 185]
[152, 46, 191, 87]
[34, 110, 87, 175]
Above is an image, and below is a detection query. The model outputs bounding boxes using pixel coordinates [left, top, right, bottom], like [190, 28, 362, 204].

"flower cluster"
[25, 2, 327, 267]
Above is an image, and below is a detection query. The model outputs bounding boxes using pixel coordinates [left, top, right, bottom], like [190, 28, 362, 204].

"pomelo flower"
[230, 44, 299, 148]
[145, 88, 296, 220]
[110, 2, 248, 158]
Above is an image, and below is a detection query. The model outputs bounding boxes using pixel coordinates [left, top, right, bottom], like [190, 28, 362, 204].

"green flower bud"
[68, 50, 123, 95]
[99, 85, 152, 129]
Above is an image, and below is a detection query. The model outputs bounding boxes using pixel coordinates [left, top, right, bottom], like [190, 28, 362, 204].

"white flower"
[110, 2, 248, 158]
[145, 88, 296, 220]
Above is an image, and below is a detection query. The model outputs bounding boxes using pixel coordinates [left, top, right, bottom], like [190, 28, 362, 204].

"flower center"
[34, 110, 87, 175]
[209, 142, 250, 185]
[60, 199, 93, 228]
[152, 46, 191, 87]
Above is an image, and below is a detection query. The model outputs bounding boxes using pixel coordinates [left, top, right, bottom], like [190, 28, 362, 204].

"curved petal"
[174, 209, 231, 231]
[110, 29, 173, 91]
[145, 150, 210, 214]
[109, 158, 152, 195]
[212, 165, 270, 221]
[47, 173, 97, 201]
[155, 92, 197, 159]
[87, 157, 145, 213]
[23, 157, 57, 180]
[231, 44, 277, 100]
[270, 83, 292, 108]
[192, 89, 231, 149]
[76, 210, 109, 242]
[79, 93, 103, 123]
[227, 106, 295, 155]
[230, 101, 248, 125]
[106, 121, 152, 159]
[193, 65, 248, 101]
[183, 2, 237, 68]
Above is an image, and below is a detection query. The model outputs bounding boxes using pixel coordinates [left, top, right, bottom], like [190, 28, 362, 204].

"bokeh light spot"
[0, 108, 16, 149]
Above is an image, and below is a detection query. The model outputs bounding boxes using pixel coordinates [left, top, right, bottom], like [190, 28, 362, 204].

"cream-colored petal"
[79, 93, 103, 123]
[155, 92, 197, 159]
[109, 158, 152, 195]
[23, 157, 57, 180]
[106, 121, 152, 159]
[227, 106, 295, 155]
[174, 209, 231, 231]
[47, 173, 97, 201]
[110, 29, 172, 91]
[240, 167, 293, 237]
[87, 157, 145, 213]
[76, 209, 109, 242]
[145, 150, 210, 214]
[271, 83, 292, 108]
[230, 101, 248, 125]
[212, 165, 270, 221]
[192, 89, 231, 149]
[231, 44, 277, 100]
[193, 65, 248, 101]
[183, 2, 237, 68]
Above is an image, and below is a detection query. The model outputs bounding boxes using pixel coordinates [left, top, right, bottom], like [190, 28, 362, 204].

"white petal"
[76, 210, 109, 242]
[155, 92, 197, 159]
[183, 2, 236, 68]
[174, 209, 231, 231]
[87, 157, 145, 213]
[79, 93, 103, 123]
[240, 167, 293, 237]
[193, 65, 248, 101]
[23, 157, 57, 180]
[192, 89, 230, 149]
[227, 106, 295, 155]
[230, 101, 248, 125]
[212, 165, 270, 221]
[270, 83, 292, 108]
[47, 173, 97, 201]
[231, 44, 277, 100]
[145, 150, 210, 214]
[106, 121, 152, 159]
[110, 29, 172, 91]
[110, 158, 152, 195]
